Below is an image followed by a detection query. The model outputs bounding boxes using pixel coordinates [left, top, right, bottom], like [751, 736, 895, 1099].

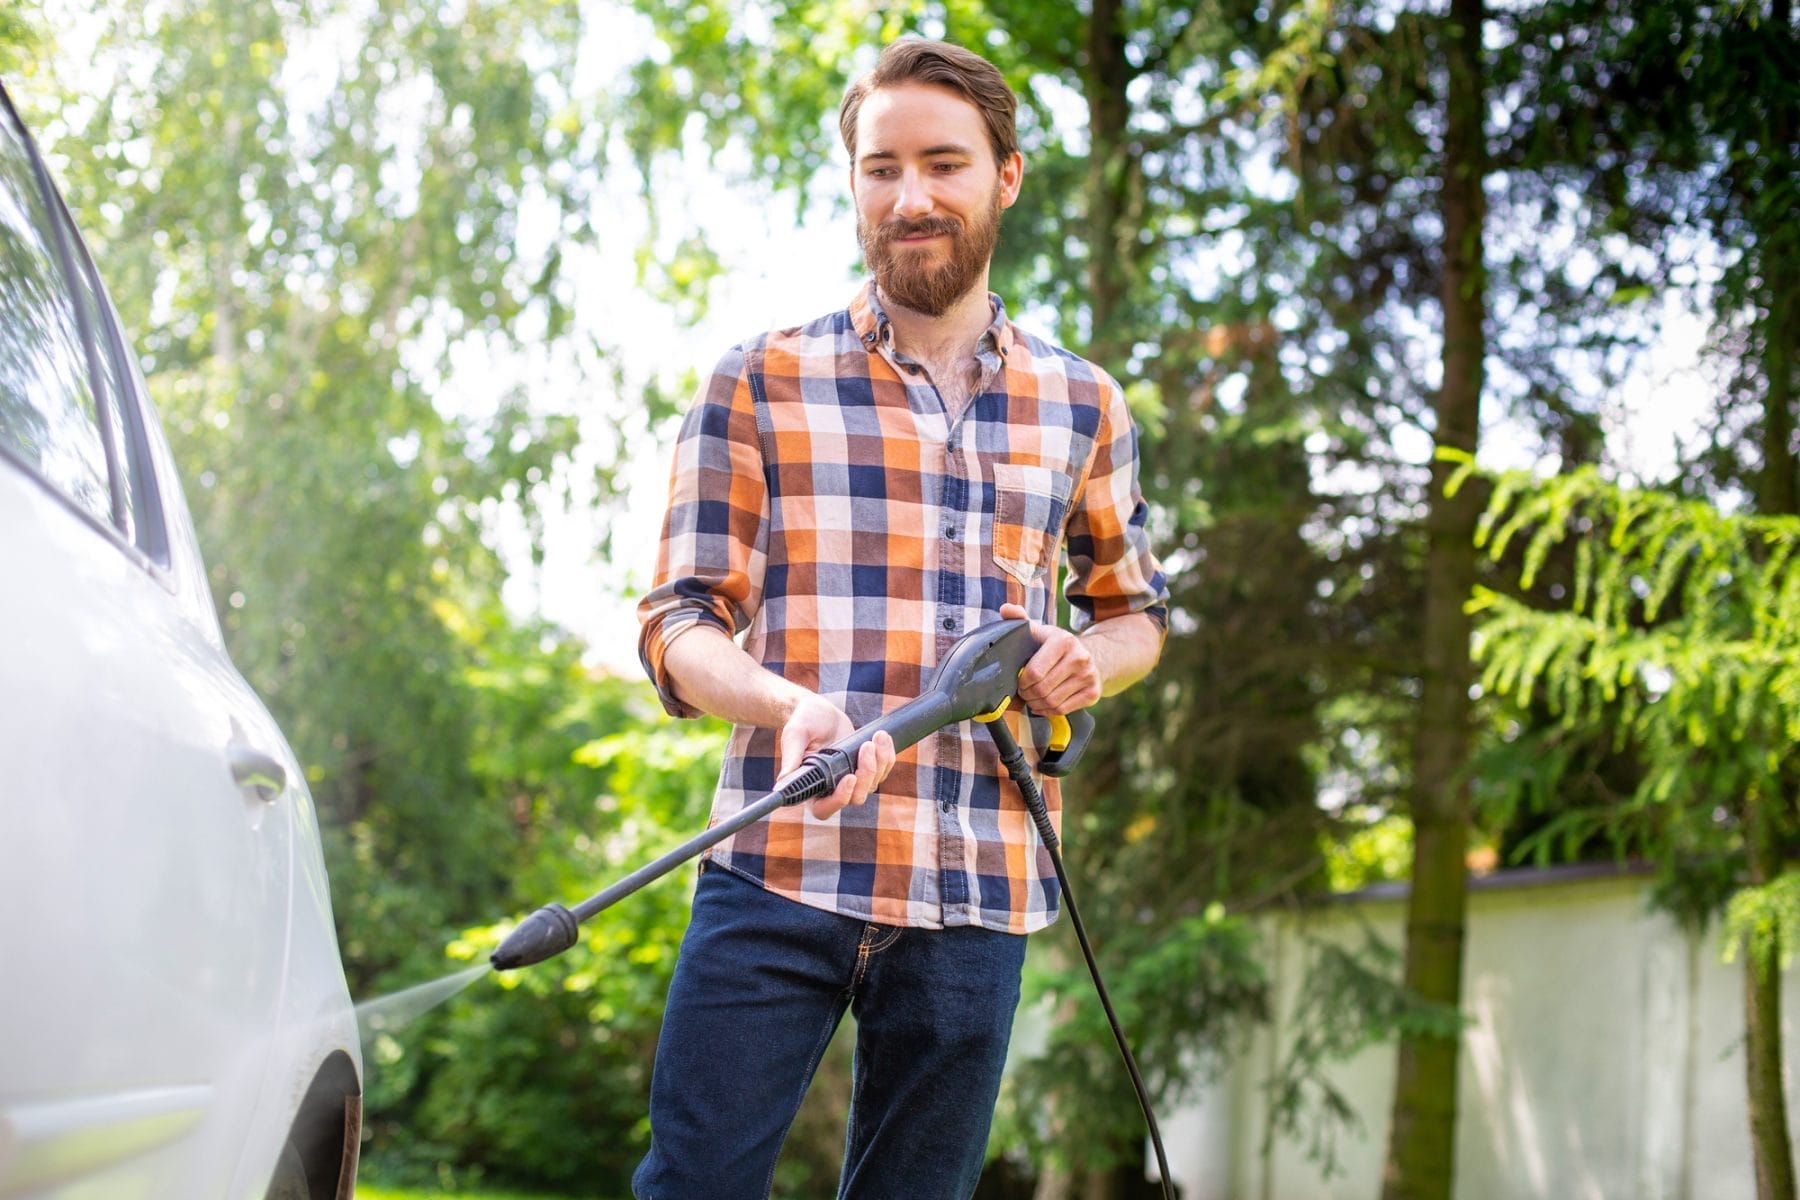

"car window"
[108, 308, 169, 561]
[59, 200, 164, 557]
[0, 99, 120, 532]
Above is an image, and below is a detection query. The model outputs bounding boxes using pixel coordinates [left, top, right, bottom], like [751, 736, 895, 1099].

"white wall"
[1166, 868, 1794, 1200]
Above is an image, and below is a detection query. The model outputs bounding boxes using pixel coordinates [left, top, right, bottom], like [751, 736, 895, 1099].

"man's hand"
[999, 603, 1103, 717]
[999, 603, 1164, 716]
[778, 694, 896, 821]
[663, 626, 897, 820]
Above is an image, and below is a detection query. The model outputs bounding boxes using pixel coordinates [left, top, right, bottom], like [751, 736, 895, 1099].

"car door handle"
[227, 738, 286, 801]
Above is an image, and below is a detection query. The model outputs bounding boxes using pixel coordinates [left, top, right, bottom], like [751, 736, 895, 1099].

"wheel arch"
[281, 1049, 362, 1200]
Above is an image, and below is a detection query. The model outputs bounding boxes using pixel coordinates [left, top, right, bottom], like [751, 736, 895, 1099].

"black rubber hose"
[985, 717, 1176, 1200]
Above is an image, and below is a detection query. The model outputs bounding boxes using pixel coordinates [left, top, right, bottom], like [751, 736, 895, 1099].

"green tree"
[0, 7, 40, 74]
[1476, 6, 1799, 1192]
[386, 674, 728, 1191]
[10, 2, 721, 1189]
[1258, 2, 1800, 1187]
[1468, 465, 1800, 1200]
[1233, 1, 1495, 1189]
[16, 0, 604, 979]
[1577, 11, 1798, 1183]
[1379, 3, 1486, 1195]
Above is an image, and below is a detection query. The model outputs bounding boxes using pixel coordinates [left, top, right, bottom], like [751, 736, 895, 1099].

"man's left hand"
[999, 602, 1102, 717]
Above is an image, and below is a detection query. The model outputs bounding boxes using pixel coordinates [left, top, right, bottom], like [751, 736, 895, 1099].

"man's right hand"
[662, 625, 895, 819]
[778, 694, 896, 821]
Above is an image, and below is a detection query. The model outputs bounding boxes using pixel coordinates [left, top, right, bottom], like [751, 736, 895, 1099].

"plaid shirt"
[637, 283, 1167, 934]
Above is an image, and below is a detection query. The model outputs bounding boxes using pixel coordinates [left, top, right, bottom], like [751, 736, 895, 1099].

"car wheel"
[264, 1138, 310, 1200]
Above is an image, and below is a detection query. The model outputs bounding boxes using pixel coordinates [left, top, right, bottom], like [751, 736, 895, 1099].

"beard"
[858, 187, 1004, 318]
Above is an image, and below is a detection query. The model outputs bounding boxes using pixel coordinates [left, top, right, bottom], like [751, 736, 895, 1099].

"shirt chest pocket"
[990, 462, 1074, 586]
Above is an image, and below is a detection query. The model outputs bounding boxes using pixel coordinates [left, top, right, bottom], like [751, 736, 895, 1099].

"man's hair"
[839, 38, 1019, 168]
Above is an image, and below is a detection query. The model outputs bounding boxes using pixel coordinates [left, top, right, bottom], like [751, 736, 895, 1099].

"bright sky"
[500, 190, 862, 674]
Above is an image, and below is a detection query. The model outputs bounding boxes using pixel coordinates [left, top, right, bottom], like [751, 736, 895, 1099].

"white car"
[0, 81, 362, 1199]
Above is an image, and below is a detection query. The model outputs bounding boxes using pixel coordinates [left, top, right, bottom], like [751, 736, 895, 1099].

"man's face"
[850, 83, 1023, 318]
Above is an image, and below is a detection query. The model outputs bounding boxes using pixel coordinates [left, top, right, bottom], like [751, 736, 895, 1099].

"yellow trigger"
[1047, 714, 1072, 753]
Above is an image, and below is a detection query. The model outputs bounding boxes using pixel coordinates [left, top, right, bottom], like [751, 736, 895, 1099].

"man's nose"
[893, 168, 933, 218]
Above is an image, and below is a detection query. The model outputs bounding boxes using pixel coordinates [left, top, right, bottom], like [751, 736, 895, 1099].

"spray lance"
[489, 618, 1175, 1198]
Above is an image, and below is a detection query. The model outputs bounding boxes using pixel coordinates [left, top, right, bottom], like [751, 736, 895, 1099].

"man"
[634, 37, 1168, 1199]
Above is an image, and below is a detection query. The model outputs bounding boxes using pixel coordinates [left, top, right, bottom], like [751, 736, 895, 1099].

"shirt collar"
[849, 281, 1016, 361]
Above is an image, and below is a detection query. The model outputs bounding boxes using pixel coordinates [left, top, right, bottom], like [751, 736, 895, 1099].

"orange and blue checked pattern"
[637, 283, 1168, 934]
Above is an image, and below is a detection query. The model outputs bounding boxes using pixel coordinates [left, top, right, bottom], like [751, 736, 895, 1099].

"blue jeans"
[632, 866, 1028, 1200]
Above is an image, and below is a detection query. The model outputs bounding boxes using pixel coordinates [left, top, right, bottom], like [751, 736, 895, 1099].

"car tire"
[264, 1138, 311, 1200]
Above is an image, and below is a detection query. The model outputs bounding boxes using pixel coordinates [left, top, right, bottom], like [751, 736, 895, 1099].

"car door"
[0, 88, 299, 1198]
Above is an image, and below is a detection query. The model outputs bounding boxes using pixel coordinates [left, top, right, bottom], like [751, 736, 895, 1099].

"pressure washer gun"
[489, 618, 1085, 972]
[487, 617, 1174, 1199]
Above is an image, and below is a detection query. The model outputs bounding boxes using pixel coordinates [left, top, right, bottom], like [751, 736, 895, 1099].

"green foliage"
[363, 695, 727, 1193]
[1724, 871, 1800, 974]
[995, 903, 1268, 1175]
[15, 0, 618, 989]
[1471, 465, 1800, 939]
[1324, 808, 1415, 892]
[1466, 719, 1640, 868]
[0, 5, 43, 75]
[1531, 0, 1800, 505]
[1471, 467, 1800, 806]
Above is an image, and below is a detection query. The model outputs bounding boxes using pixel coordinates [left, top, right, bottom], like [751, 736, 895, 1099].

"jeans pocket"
[991, 462, 1072, 585]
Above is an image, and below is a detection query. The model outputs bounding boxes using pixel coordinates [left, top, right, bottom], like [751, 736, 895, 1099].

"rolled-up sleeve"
[1064, 377, 1169, 633]
[636, 345, 769, 717]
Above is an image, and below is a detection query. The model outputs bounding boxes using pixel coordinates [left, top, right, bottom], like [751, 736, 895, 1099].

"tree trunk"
[1032, 1167, 1073, 1200]
[1762, 0, 1797, 520]
[1745, 798, 1798, 1200]
[1381, 3, 1486, 1199]
[1082, 0, 1132, 366]
[1747, 7, 1797, 1192]
[1763, 304, 1795, 516]
[1055, 7, 1160, 1190]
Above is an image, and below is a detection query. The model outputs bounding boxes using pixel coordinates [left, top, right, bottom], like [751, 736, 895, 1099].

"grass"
[356, 1184, 618, 1200]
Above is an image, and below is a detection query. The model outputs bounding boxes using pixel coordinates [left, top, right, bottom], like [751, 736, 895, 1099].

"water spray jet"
[354, 963, 492, 1046]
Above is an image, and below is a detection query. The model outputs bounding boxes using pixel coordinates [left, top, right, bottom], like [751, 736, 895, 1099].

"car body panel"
[0, 81, 360, 1199]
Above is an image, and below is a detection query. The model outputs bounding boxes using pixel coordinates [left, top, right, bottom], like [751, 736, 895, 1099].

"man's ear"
[998, 150, 1024, 209]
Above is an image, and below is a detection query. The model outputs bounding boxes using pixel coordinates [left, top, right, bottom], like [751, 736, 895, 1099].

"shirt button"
[906, 364, 921, 375]
[941, 617, 955, 631]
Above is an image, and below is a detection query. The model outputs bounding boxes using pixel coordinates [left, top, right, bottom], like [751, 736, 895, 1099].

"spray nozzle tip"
[490, 903, 580, 971]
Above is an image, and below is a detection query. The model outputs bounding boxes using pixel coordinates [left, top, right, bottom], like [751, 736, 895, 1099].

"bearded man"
[634, 37, 1168, 1200]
